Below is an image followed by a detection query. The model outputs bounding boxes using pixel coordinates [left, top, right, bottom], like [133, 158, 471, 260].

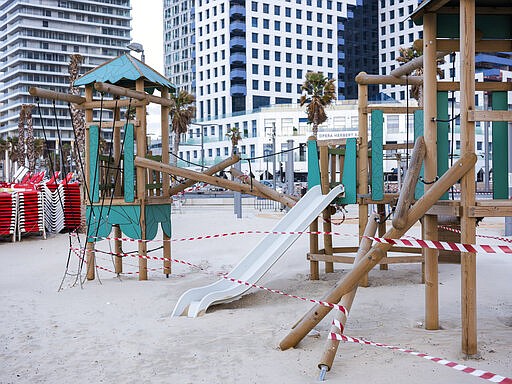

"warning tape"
[366, 236, 512, 255]
[439, 225, 512, 244]
[70, 244, 348, 312]
[329, 320, 512, 383]
[221, 275, 348, 314]
[74, 230, 512, 255]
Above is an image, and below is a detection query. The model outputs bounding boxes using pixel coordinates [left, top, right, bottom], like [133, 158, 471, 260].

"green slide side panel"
[123, 123, 135, 203]
[437, 14, 512, 39]
[145, 204, 172, 240]
[307, 139, 321, 189]
[414, 110, 424, 200]
[89, 125, 100, 203]
[338, 137, 357, 205]
[437, 92, 449, 200]
[492, 92, 508, 199]
[86, 205, 141, 242]
[371, 110, 384, 201]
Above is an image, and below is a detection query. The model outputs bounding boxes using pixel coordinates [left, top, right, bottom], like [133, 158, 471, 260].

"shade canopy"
[74, 53, 175, 93]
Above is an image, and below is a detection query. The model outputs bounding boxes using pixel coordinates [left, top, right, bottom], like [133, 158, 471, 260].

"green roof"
[74, 53, 175, 92]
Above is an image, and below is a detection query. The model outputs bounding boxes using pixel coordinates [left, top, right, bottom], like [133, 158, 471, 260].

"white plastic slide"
[172, 184, 344, 317]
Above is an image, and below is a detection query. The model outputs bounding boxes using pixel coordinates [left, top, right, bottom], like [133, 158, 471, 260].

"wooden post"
[358, 82, 370, 287]
[84, 85, 95, 280]
[310, 217, 319, 280]
[319, 146, 334, 272]
[318, 213, 379, 373]
[423, 12, 440, 331]
[114, 225, 123, 274]
[279, 153, 477, 350]
[112, 105, 123, 274]
[377, 204, 388, 271]
[460, 0, 477, 356]
[135, 78, 148, 281]
[161, 88, 171, 276]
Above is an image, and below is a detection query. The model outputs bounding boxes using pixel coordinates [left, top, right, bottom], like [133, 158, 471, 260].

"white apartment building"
[0, 0, 131, 147]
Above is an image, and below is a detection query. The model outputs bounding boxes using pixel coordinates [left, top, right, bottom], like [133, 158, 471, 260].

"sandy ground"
[1, 203, 511, 384]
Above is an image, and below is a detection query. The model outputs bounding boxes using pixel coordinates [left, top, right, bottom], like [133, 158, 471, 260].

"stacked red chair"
[0, 191, 17, 242]
[62, 180, 81, 231]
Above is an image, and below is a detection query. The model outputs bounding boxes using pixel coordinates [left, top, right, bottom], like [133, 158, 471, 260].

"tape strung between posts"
[329, 320, 512, 384]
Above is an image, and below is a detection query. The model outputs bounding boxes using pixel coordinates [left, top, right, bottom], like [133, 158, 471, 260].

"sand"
[1, 204, 511, 383]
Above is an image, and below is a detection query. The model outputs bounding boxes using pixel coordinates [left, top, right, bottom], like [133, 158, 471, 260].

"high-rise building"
[164, 0, 363, 121]
[0, 0, 131, 148]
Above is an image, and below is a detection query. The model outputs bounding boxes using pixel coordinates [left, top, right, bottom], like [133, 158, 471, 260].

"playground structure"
[29, 53, 301, 282]
[278, 1, 512, 377]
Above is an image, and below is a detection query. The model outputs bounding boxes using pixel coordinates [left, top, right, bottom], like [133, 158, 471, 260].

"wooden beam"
[308, 253, 424, 264]
[134, 156, 270, 198]
[169, 155, 240, 196]
[437, 39, 512, 52]
[366, 106, 423, 114]
[29, 87, 86, 104]
[86, 120, 140, 129]
[355, 72, 423, 85]
[94, 82, 174, 107]
[77, 99, 148, 110]
[390, 51, 448, 78]
[437, 82, 512, 92]
[468, 110, 512, 122]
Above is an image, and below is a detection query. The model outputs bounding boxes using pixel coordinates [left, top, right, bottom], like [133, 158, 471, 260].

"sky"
[131, 1, 165, 138]
[131, 1, 164, 73]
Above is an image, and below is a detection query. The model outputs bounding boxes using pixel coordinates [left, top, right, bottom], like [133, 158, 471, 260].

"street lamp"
[127, 42, 145, 63]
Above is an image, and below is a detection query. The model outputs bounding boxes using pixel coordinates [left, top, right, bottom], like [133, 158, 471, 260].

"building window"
[263, 34, 269, 44]
[253, 80, 259, 89]
[297, 54, 303, 64]
[263, 19, 269, 29]
[296, 24, 302, 34]
[274, 20, 281, 30]
[252, 48, 258, 58]
[286, 68, 292, 77]
[275, 82, 281, 92]
[264, 65, 270, 75]
[252, 17, 258, 27]
[296, 39, 302, 49]
[285, 37, 291, 47]
[286, 52, 292, 62]
[274, 5, 280, 15]
[307, 26, 312, 35]
[307, 11, 312, 21]
[264, 50, 270, 60]
[307, 56, 313, 65]
[264, 81, 270, 91]
[275, 67, 281, 76]
[285, 22, 291, 32]
[263, 3, 269, 13]
[252, 33, 258, 43]
[252, 64, 258, 74]
[275, 52, 281, 61]
[296, 9, 302, 18]
[275, 36, 281, 46]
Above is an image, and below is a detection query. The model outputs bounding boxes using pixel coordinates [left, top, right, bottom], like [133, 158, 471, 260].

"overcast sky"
[131, 1, 165, 137]
[131, 1, 164, 73]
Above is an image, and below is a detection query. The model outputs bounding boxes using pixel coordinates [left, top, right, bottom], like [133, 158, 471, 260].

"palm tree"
[299, 72, 336, 137]
[226, 127, 242, 155]
[68, 54, 85, 170]
[170, 90, 195, 167]
[17, 107, 26, 168]
[24, 104, 36, 173]
[396, 39, 444, 106]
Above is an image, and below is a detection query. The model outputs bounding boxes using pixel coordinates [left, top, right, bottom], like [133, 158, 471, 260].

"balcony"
[230, 84, 247, 96]
[229, 5, 246, 18]
[229, 52, 246, 65]
[229, 20, 246, 34]
[230, 68, 246, 81]
[229, 36, 246, 50]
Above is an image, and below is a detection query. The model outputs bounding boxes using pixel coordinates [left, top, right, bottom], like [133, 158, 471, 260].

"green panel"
[437, 92, 450, 200]
[492, 92, 508, 199]
[123, 123, 135, 203]
[307, 139, 321, 189]
[86, 205, 141, 242]
[89, 125, 100, 203]
[145, 204, 172, 240]
[414, 110, 424, 200]
[371, 110, 384, 201]
[437, 14, 512, 39]
[338, 138, 357, 205]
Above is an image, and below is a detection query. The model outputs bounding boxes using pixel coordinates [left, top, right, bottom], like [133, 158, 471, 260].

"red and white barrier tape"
[70, 244, 348, 312]
[366, 236, 512, 255]
[222, 275, 348, 314]
[329, 320, 512, 383]
[75, 230, 512, 255]
[439, 225, 512, 244]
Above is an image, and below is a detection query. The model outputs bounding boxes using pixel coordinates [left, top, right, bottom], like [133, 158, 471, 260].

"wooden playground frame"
[284, 0, 512, 365]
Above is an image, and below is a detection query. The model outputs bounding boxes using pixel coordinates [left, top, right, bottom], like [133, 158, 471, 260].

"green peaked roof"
[74, 53, 175, 92]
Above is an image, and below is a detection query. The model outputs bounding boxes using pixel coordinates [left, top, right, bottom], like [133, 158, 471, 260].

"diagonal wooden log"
[318, 213, 379, 375]
[230, 167, 297, 208]
[134, 156, 269, 199]
[392, 136, 426, 230]
[169, 155, 240, 196]
[279, 153, 477, 350]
